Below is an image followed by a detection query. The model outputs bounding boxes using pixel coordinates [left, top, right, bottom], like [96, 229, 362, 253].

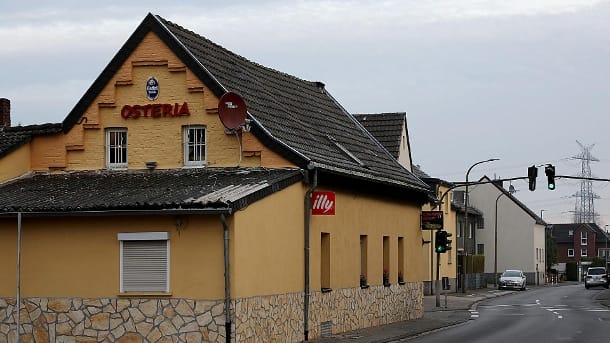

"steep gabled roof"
[0, 168, 302, 213]
[61, 13, 429, 197]
[548, 223, 610, 244]
[482, 176, 546, 225]
[353, 112, 406, 160]
[0, 123, 62, 158]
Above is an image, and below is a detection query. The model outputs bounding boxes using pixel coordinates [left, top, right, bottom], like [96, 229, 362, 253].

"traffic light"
[527, 165, 538, 191]
[545, 164, 556, 190]
[435, 230, 452, 253]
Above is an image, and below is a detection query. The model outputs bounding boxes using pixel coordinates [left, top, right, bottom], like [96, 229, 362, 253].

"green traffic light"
[548, 183, 555, 190]
[436, 246, 446, 253]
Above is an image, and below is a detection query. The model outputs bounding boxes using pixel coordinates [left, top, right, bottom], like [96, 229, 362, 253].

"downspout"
[303, 164, 317, 341]
[16, 212, 21, 343]
[220, 214, 231, 343]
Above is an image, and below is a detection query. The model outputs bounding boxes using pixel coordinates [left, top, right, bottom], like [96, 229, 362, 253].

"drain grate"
[320, 320, 333, 337]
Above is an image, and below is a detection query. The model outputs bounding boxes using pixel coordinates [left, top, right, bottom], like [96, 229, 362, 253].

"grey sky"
[2, 1, 610, 225]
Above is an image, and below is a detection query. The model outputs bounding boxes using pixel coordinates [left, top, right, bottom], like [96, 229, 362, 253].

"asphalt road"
[407, 284, 610, 343]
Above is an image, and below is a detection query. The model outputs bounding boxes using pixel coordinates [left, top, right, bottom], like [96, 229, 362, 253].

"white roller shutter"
[119, 233, 169, 292]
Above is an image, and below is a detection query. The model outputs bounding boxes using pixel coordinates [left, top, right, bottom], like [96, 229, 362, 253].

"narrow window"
[183, 126, 206, 166]
[383, 236, 390, 285]
[118, 232, 169, 293]
[581, 248, 588, 257]
[106, 128, 127, 169]
[321, 232, 331, 290]
[360, 235, 368, 286]
[477, 244, 484, 255]
[581, 231, 587, 245]
[398, 237, 404, 283]
[567, 249, 574, 257]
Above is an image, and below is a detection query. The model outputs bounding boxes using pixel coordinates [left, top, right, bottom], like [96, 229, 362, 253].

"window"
[581, 231, 587, 245]
[581, 248, 588, 257]
[360, 235, 368, 286]
[106, 128, 127, 169]
[477, 244, 484, 255]
[383, 236, 390, 285]
[118, 232, 169, 293]
[568, 230, 573, 236]
[398, 237, 404, 282]
[567, 249, 574, 257]
[321, 232, 331, 291]
[183, 126, 206, 166]
[477, 218, 485, 230]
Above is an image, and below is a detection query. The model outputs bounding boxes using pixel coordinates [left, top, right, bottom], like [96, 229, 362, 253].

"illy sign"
[311, 191, 335, 215]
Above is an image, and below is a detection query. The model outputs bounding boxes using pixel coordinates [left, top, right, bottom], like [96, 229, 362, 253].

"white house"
[467, 176, 547, 285]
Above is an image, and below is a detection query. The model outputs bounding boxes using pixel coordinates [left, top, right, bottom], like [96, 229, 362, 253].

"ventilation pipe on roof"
[220, 214, 231, 343]
[303, 163, 317, 341]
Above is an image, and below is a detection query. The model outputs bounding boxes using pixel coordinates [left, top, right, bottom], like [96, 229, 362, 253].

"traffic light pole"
[435, 231, 441, 307]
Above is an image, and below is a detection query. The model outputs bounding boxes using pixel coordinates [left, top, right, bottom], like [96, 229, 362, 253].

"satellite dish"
[218, 92, 247, 130]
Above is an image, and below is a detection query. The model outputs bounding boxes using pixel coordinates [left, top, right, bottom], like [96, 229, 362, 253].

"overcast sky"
[2, 1, 610, 225]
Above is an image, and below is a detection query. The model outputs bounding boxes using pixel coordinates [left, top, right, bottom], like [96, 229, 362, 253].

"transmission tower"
[572, 140, 600, 223]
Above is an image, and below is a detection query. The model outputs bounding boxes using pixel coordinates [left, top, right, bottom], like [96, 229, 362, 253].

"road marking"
[469, 310, 479, 319]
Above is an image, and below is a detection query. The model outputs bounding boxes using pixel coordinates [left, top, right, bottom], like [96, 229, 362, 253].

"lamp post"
[494, 185, 516, 286]
[605, 225, 608, 269]
[463, 158, 499, 293]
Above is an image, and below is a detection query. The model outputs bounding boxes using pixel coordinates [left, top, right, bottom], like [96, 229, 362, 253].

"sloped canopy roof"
[0, 123, 62, 158]
[0, 168, 302, 214]
[61, 13, 429, 197]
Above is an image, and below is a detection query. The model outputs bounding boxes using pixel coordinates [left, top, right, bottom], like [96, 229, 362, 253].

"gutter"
[0, 208, 233, 218]
[303, 164, 317, 341]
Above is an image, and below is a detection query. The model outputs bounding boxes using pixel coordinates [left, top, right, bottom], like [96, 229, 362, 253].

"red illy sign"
[311, 191, 335, 215]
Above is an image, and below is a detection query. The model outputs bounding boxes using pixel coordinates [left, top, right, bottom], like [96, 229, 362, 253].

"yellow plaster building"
[0, 14, 430, 343]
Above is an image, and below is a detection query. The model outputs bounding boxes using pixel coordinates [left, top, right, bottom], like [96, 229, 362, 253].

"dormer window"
[106, 128, 128, 169]
[183, 125, 206, 167]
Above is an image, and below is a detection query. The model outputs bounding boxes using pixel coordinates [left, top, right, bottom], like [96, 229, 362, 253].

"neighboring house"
[450, 189, 485, 289]
[0, 13, 431, 343]
[548, 223, 610, 277]
[354, 112, 457, 294]
[467, 176, 547, 285]
[353, 112, 413, 172]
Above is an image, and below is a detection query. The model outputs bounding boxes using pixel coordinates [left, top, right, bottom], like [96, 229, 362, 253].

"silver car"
[498, 269, 526, 291]
[584, 267, 609, 289]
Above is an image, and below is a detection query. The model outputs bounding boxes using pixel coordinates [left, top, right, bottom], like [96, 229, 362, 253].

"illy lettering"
[311, 192, 335, 215]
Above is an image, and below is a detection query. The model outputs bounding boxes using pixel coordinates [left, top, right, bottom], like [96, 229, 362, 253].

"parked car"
[498, 269, 526, 291]
[584, 267, 609, 289]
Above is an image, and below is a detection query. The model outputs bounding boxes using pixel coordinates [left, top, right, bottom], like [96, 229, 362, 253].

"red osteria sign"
[120, 102, 191, 119]
[311, 191, 335, 215]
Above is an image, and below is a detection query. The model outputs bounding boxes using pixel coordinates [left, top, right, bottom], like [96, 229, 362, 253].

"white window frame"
[567, 249, 574, 257]
[581, 248, 588, 257]
[118, 232, 169, 293]
[183, 125, 207, 167]
[581, 231, 587, 245]
[106, 128, 128, 169]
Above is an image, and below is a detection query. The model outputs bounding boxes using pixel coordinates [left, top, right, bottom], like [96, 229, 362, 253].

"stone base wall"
[0, 283, 423, 343]
[0, 297, 226, 343]
[309, 282, 423, 339]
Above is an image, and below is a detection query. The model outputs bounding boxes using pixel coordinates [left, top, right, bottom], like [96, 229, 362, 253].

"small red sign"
[312, 191, 335, 215]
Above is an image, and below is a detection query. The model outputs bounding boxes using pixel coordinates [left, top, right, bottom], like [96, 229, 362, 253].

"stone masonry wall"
[0, 282, 423, 343]
[0, 297, 226, 343]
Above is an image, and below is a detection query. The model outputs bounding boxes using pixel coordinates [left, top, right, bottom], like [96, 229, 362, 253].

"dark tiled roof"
[0, 123, 62, 158]
[353, 113, 405, 160]
[548, 223, 609, 244]
[412, 165, 432, 179]
[61, 14, 429, 196]
[0, 168, 301, 213]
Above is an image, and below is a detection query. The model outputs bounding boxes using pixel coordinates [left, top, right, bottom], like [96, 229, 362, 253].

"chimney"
[0, 98, 10, 128]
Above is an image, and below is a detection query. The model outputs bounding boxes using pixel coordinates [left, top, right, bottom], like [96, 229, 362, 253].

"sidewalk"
[308, 287, 518, 343]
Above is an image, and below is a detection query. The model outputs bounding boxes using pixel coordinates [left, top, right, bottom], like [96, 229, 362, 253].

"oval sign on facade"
[146, 76, 159, 100]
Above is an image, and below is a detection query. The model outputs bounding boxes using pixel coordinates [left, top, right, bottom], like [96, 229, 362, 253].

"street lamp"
[463, 158, 500, 293]
[494, 185, 516, 286]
